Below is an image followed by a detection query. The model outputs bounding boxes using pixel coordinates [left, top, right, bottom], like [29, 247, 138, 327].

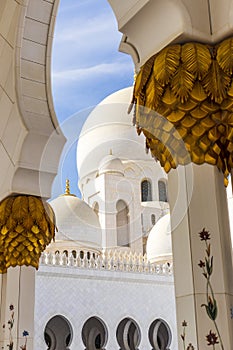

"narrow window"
[141, 180, 152, 202]
[158, 180, 168, 202]
[151, 214, 156, 225]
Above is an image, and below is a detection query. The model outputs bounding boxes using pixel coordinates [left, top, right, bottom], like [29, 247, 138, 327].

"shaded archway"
[148, 318, 172, 350]
[116, 317, 141, 350]
[82, 316, 108, 350]
[44, 315, 73, 350]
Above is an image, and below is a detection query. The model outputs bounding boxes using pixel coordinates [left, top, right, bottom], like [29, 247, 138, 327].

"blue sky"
[51, 0, 134, 199]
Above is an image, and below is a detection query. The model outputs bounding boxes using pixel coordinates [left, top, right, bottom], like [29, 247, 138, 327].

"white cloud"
[55, 14, 118, 43]
[52, 60, 133, 84]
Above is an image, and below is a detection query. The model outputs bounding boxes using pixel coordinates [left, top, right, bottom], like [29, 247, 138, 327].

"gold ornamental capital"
[0, 195, 56, 273]
[133, 38, 233, 185]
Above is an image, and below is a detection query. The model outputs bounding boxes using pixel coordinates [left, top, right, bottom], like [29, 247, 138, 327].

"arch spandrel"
[108, 0, 191, 67]
[0, 0, 65, 200]
[108, 0, 233, 67]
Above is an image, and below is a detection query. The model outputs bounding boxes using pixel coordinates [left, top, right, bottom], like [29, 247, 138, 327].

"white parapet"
[40, 249, 173, 276]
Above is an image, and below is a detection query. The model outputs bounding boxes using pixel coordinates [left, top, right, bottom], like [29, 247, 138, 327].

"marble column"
[168, 164, 233, 349]
[0, 267, 35, 350]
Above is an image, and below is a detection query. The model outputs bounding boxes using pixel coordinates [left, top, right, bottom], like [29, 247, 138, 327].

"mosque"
[1, 1, 233, 350]
[33, 86, 233, 349]
[35, 87, 177, 349]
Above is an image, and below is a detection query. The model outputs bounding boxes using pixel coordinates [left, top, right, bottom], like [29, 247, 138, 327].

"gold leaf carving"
[217, 37, 233, 74]
[153, 45, 181, 85]
[145, 77, 164, 110]
[0, 195, 56, 273]
[182, 43, 211, 79]
[202, 60, 231, 104]
[171, 64, 195, 102]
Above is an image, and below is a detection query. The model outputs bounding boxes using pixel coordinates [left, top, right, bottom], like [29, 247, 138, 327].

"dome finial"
[60, 179, 76, 197]
[65, 179, 70, 195]
[109, 149, 113, 155]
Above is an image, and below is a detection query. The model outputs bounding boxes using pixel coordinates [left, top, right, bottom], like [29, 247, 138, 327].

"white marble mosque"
[1, 2, 233, 350]
[35, 87, 177, 349]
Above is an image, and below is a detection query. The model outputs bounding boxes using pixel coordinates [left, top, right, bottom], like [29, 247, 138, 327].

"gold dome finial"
[65, 179, 70, 195]
[60, 179, 76, 197]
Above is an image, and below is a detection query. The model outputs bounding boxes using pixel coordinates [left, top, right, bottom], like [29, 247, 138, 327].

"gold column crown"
[133, 38, 233, 185]
[0, 195, 56, 273]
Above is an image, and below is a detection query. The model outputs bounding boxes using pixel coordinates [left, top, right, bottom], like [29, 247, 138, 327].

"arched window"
[116, 317, 141, 350]
[151, 214, 156, 225]
[148, 319, 172, 350]
[158, 180, 168, 202]
[116, 200, 130, 247]
[82, 316, 108, 350]
[141, 180, 152, 202]
[44, 315, 72, 350]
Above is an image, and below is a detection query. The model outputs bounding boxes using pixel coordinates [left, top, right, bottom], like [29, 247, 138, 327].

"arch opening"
[148, 318, 172, 350]
[116, 317, 141, 350]
[82, 316, 108, 350]
[44, 315, 73, 350]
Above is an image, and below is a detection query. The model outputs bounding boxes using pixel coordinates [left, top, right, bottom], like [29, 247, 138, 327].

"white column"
[0, 267, 35, 350]
[168, 164, 233, 349]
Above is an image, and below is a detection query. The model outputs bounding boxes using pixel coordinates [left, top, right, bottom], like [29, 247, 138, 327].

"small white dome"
[99, 154, 124, 176]
[50, 194, 102, 249]
[77, 87, 152, 180]
[146, 213, 172, 264]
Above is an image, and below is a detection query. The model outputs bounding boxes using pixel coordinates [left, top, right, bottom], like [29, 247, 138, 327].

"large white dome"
[77, 86, 152, 180]
[50, 194, 102, 249]
[146, 213, 172, 264]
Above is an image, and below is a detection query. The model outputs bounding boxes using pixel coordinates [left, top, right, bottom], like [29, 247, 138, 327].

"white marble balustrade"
[40, 250, 173, 276]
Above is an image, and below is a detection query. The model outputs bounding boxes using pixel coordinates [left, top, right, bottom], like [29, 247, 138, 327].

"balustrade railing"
[40, 250, 173, 276]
